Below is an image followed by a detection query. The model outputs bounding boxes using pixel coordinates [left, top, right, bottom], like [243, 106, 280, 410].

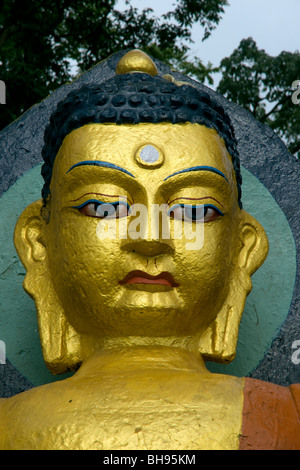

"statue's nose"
[120, 238, 175, 257]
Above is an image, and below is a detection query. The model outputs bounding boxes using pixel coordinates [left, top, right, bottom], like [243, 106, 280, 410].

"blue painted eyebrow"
[66, 160, 135, 178]
[163, 166, 228, 182]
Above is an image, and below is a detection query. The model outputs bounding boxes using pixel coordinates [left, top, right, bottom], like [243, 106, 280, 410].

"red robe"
[240, 378, 300, 450]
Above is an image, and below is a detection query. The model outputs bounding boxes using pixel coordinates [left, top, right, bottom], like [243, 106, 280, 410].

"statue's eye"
[167, 204, 224, 222]
[74, 200, 131, 219]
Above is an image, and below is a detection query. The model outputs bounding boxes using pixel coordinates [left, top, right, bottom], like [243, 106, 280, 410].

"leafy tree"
[2, 2, 298, 160]
[217, 38, 300, 159]
[0, 0, 228, 130]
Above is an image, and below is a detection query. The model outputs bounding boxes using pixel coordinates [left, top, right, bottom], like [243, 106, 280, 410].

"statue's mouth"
[119, 270, 179, 287]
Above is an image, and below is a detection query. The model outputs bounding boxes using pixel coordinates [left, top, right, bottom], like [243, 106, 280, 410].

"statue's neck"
[77, 341, 209, 377]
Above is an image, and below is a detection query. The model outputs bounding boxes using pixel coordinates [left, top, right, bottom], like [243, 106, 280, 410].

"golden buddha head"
[14, 51, 268, 374]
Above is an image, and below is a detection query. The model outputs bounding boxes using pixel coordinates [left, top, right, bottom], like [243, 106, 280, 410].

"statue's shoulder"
[0, 392, 36, 449]
[0, 398, 9, 423]
[0, 380, 73, 449]
[0, 398, 10, 449]
[240, 378, 300, 450]
[0, 398, 6, 417]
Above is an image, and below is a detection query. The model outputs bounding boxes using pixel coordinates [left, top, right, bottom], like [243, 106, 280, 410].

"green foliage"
[0, 0, 228, 130]
[1, 1, 299, 161]
[217, 38, 300, 159]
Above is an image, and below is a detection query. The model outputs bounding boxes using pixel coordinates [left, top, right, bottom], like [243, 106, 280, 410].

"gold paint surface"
[21, 124, 244, 359]
[0, 347, 244, 450]
[4, 121, 268, 450]
[116, 49, 158, 76]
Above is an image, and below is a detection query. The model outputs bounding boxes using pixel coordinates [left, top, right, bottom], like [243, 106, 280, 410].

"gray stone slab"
[0, 50, 299, 395]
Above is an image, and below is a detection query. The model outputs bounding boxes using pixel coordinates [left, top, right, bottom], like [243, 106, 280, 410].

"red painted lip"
[119, 270, 179, 287]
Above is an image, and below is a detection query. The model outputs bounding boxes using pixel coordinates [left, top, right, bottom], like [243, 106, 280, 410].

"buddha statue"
[0, 50, 299, 450]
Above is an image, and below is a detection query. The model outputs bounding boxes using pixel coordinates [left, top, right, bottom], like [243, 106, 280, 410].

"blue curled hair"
[41, 73, 242, 207]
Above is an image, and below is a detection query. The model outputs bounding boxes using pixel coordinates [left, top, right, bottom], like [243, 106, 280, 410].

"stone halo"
[134, 143, 164, 168]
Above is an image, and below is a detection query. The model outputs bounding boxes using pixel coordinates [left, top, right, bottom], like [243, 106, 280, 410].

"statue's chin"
[23, 255, 249, 373]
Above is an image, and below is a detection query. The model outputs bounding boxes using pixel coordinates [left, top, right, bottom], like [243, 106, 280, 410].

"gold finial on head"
[116, 49, 158, 76]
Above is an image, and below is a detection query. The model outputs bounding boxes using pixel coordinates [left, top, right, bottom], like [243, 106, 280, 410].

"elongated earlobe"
[199, 210, 269, 363]
[13, 199, 84, 374]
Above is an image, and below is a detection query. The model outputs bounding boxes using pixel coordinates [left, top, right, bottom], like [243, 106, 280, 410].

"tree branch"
[289, 141, 300, 155]
[260, 94, 290, 122]
[0, 26, 17, 49]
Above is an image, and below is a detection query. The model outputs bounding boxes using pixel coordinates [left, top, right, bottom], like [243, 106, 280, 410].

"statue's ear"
[237, 209, 269, 277]
[13, 199, 83, 375]
[14, 199, 47, 271]
[199, 209, 269, 363]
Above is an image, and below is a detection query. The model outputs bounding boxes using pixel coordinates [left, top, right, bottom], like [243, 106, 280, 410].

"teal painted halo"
[0, 164, 297, 385]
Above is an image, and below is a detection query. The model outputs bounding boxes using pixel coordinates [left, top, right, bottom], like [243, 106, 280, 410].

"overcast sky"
[117, 0, 300, 88]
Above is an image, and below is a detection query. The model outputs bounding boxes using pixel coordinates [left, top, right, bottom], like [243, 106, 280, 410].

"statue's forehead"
[54, 122, 235, 192]
[61, 122, 228, 159]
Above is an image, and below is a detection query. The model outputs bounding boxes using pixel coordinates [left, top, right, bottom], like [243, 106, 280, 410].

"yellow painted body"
[0, 51, 269, 449]
[0, 347, 244, 450]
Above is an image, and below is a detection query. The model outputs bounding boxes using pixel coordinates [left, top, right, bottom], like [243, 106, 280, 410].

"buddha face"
[42, 122, 243, 339]
[14, 119, 268, 370]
